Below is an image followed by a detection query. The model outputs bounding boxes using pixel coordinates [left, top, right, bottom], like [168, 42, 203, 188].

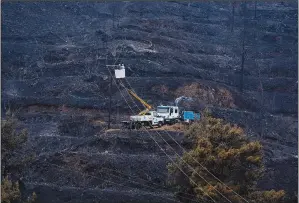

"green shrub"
[168, 117, 285, 203]
[1, 110, 37, 203]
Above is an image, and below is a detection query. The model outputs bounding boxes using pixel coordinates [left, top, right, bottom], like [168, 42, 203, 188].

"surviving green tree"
[1, 110, 37, 203]
[2, 111, 28, 177]
[168, 116, 285, 203]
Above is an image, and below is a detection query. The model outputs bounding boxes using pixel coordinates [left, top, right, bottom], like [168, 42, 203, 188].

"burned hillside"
[1, 1, 298, 203]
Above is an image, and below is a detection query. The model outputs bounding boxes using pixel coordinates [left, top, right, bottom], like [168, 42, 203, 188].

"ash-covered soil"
[1, 1, 298, 202]
[17, 108, 185, 203]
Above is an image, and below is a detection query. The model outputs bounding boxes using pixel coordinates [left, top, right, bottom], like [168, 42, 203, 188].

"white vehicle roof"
[149, 111, 157, 113]
[157, 105, 178, 108]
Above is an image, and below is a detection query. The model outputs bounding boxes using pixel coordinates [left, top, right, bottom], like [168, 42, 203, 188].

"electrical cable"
[45, 162, 181, 203]
[98, 165, 199, 200]
[122, 77, 251, 203]
[98, 167, 201, 203]
[106, 67, 217, 203]
[120, 78, 233, 203]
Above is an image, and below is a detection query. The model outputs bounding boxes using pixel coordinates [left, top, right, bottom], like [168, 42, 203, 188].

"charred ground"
[1, 1, 298, 203]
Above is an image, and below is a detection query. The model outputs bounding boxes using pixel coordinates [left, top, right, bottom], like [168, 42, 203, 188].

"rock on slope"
[1, 1, 298, 202]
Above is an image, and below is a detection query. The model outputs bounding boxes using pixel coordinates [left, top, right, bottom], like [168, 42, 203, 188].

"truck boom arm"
[127, 89, 152, 115]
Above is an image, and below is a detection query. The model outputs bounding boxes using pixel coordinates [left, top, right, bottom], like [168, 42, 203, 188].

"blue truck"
[181, 111, 201, 123]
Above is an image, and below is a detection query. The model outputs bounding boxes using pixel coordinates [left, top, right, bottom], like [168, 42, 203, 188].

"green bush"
[2, 110, 28, 177]
[1, 110, 37, 203]
[168, 117, 285, 203]
[1, 176, 21, 203]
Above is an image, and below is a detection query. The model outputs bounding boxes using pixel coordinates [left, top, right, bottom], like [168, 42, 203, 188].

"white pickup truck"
[122, 111, 164, 129]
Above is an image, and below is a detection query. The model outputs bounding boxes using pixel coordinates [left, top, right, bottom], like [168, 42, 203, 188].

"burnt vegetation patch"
[58, 117, 101, 137]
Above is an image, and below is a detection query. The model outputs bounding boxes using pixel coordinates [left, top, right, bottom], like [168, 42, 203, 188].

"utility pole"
[240, 32, 245, 93]
[106, 64, 125, 129]
[108, 71, 113, 129]
[240, 3, 247, 93]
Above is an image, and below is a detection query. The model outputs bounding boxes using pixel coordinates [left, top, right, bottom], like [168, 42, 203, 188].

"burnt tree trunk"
[239, 2, 247, 93]
[254, 1, 257, 19]
[258, 62, 264, 139]
[231, 2, 235, 32]
[240, 24, 246, 93]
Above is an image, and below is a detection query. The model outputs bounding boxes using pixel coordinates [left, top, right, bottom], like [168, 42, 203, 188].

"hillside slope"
[1, 1, 298, 202]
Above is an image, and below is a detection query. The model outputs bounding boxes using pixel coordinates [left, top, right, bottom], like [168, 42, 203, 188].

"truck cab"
[156, 105, 180, 124]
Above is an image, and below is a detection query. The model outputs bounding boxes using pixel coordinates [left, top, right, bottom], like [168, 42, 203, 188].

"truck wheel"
[145, 121, 152, 128]
[136, 122, 142, 130]
[158, 121, 163, 127]
[129, 122, 133, 129]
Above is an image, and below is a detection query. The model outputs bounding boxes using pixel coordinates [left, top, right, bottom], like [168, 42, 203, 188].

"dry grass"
[150, 82, 236, 109]
[175, 83, 236, 108]
[105, 128, 122, 132]
[153, 123, 187, 132]
[92, 120, 106, 125]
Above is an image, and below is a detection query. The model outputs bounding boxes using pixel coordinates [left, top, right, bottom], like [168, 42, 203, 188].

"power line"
[122, 77, 251, 203]
[46, 151, 200, 202]
[46, 162, 180, 203]
[120, 79, 233, 203]
[107, 47, 233, 203]
[103, 61, 200, 202]
[98, 167, 201, 203]
[107, 67, 217, 203]
[98, 165, 200, 201]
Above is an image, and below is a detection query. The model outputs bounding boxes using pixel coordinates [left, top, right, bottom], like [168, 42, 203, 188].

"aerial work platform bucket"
[115, 64, 126, 78]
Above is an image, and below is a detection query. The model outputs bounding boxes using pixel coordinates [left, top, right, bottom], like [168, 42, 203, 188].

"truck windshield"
[157, 107, 169, 113]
